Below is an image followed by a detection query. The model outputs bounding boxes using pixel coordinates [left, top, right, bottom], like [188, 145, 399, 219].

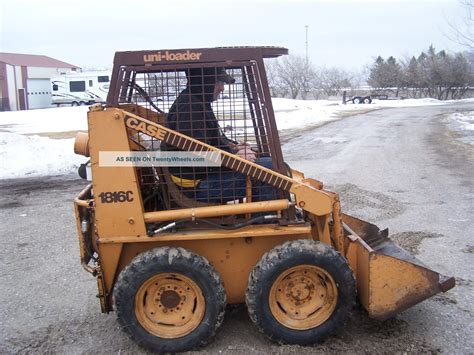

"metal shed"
[0, 53, 80, 111]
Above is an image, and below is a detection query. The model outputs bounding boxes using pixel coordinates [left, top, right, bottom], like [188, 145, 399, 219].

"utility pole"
[305, 25, 309, 63]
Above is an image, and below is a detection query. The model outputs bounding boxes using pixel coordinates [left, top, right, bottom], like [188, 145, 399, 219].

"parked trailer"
[342, 91, 372, 104]
[51, 71, 111, 106]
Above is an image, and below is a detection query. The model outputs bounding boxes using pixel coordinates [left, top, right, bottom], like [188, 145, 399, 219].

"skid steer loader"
[73, 46, 455, 352]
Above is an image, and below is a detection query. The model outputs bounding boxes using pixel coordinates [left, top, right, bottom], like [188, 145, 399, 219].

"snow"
[0, 106, 89, 134]
[0, 98, 472, 179]
[445, 110, 474, 145]
[0, 134, 84, 178]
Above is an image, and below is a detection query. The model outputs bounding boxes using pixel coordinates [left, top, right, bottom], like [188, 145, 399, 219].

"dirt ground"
[0, 103, 473, 353]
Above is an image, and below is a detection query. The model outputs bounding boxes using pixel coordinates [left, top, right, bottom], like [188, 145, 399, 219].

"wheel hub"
[269, 265, 338, 330]
[289, 281, 312, 302]
[135, 273, 205, 338]
[160, 290, 182, 309]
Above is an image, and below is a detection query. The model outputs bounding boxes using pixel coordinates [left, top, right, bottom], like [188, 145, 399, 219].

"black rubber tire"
[245, 239, 355, 345]
[71, 101, 79, 106]
[113, 247, 226, 352]
[352, 96, 362, 104]
[363, 96, 372, 104]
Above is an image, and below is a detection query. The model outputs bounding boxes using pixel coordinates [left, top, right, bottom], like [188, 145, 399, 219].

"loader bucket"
[343, 214, 455, 321]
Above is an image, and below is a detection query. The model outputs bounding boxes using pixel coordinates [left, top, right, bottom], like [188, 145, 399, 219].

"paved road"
[0, 102, 472, 353]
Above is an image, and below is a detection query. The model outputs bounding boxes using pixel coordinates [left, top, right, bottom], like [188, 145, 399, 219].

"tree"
[265, 59, 289, 98]
[367, 56, 402, 93]
[400, 56, 421, 97]
[265, 55, 317, 99]
[445, 0, 474, 50]
[367, 56, 385, 88]
[403, 46, 473, 99]
[445, 52, 472, 99]
[317, 67, 354, 97]
[368, 46, 473, 100]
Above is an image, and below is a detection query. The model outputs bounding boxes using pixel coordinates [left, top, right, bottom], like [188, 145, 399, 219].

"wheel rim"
[269, 265, 338, 330]
[135, 273, 205, 338]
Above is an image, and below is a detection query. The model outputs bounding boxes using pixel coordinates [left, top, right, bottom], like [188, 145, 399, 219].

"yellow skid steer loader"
[73, 46, 454, 352]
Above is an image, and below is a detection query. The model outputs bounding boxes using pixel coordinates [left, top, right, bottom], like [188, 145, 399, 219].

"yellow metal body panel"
[99, 223, 312, 244]
[97, 243, 124, 299]
[88, 109, 146, 237]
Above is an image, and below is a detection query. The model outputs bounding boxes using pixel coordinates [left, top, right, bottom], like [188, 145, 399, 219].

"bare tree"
[317, 67, 354, 97]
[445, 0, 474, 50]
[265, 59, 289, 98]
[265, 55, 317, 99]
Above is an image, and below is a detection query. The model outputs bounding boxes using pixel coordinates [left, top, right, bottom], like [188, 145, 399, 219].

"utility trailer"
[342, 91, 372, 104]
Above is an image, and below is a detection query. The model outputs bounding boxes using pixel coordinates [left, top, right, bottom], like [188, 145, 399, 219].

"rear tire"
[71, 101, 79, 106]
[113, 247, 226, 352]
[246, 239, 355, 345]
[363, 96, 372, 104]
[352, 96, 362, 104]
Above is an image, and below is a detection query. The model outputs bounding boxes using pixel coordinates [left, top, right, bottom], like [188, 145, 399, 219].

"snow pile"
[273, 99, 346, 130]
[372, 98, 446, 107]
[0, 133, 84, 178]
[0, 106, 88, 179]
[448, 111, 474, 131]
[446, 111, 474, 145]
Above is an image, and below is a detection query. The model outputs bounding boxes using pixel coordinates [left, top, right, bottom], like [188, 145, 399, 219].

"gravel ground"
[0, 102, 472, 353]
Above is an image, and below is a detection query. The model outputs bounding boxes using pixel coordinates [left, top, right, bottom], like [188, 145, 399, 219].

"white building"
[0, 52, 80, 111]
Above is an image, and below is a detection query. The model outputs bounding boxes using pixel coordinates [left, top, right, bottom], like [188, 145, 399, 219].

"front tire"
[113, 247, 226, 352]
[246, 240, 355, 345]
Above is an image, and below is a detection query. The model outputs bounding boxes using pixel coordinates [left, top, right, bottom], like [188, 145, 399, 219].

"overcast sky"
[0, 0, 468, 72]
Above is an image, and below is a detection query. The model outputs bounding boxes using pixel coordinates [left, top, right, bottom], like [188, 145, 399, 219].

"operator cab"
[105, 47, 295, 221]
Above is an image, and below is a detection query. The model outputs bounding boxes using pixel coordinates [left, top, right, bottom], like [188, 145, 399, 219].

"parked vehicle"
[51, 71, 111, 106]
[351, 95, 372, 104]
[342, 91, 372, 104]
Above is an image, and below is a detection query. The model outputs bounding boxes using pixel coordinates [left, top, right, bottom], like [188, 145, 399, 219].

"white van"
[51, 71, 111, 106]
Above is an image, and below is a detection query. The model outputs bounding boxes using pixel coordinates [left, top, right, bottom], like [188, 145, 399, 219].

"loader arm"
[120, 109, 336, 217]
